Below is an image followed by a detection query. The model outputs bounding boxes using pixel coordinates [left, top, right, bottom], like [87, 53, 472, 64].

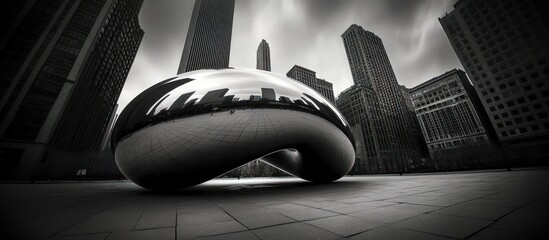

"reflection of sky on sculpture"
[150, 69, 346, 124]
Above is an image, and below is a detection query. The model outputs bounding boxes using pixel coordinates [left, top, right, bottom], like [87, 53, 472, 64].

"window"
[515, 118, 523, 124]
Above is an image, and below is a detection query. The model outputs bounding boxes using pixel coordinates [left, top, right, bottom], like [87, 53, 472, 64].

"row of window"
[500, 122, 549, 137]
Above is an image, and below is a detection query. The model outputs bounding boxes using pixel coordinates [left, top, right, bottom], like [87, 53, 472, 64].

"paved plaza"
[1, 169, 548, 240]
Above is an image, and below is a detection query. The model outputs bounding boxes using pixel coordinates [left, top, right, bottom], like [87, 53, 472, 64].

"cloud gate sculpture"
[111, 69, 355, 191]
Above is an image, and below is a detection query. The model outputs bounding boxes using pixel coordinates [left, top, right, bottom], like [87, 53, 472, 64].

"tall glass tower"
[177, 0, 235, 74]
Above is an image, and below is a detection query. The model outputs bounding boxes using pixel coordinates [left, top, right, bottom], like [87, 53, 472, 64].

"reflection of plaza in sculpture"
[111, 69, 355, 191]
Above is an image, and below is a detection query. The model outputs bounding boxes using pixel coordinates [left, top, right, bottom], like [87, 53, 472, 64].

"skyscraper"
[256, 39, 271, 71]
[340, 24, 428, 172]
[177, 0, 235, 74]
[440, 0, 549, 163]
[286, 65, 335, 103]
[0, 0, 144, 180]
[410, 69, 500, 169]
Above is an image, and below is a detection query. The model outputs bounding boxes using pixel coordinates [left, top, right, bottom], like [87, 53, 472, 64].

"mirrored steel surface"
[111, 68, 355, 191]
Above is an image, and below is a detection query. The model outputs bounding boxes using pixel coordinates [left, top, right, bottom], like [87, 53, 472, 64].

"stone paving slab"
[1, 169, 548, 239]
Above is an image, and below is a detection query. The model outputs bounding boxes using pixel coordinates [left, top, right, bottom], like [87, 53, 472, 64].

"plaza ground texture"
[1, 168, 548, 240]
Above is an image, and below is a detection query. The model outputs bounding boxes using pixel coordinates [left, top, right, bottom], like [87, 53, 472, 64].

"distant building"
[341, 24, 428, 173]
[316, 79, 336, 104]
[256, 39, 271, 71]
[287, 65, 317, 90]
[286, 65, 335, 103]
[177, 0, 235, 74]
[440, 0, 549, 163]
[0, 0, 144, 180]
[410, 69, 500, 169]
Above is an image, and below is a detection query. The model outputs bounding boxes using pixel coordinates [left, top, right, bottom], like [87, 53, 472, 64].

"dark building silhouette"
[177, 0, 235, 74]
[440, 0, 549, 163]
[340, 24, 429, 173]
[256, 39, 271, 71]
[198, 88, 229, 105]
[286, 65, 335, 103]
[0, 0, 144, 180]
[168, 92, 196, 111]
[410, 69, 500, 169]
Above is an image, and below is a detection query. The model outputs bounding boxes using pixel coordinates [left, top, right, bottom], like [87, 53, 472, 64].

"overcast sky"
[119, 0, 462, 114]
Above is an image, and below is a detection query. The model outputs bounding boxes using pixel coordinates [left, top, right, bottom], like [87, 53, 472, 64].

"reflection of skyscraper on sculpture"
[168, 92, 196, 111]
[199, 89, 229, 105]
[261, 88, 276, 101]
[177, 0, 235, 74]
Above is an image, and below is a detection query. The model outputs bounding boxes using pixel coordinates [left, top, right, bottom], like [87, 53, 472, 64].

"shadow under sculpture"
[111, 68, 355, 191]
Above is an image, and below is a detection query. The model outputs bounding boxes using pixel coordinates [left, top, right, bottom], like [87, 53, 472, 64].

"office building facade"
[336, 85, 390, 173]
[177, 0, 235, 74]
[399, 85, 431, 169]
[440, 0, 549, 162]
[286, 65, 335, 103]
[256, 39, 271, 71]
[0, 0, 144, 180]
[341, 24, 428, 172]
[410, 69, 500, 169]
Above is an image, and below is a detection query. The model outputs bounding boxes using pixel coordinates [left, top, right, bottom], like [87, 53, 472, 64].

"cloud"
[118, 0, 462, 113]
